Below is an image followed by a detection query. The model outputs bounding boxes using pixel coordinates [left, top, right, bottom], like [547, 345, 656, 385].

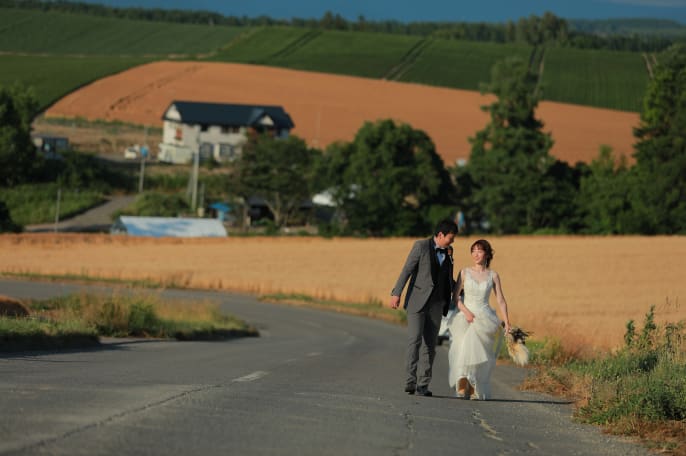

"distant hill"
[1, 7, 652, 113]
[569, 18, 686, 38]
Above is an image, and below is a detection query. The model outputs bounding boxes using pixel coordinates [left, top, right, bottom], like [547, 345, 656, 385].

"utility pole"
[191, 135, 200, 213]
[138, 152, 146, 193]
[138, 127, 148, 193]
[54, 187, 61, 232]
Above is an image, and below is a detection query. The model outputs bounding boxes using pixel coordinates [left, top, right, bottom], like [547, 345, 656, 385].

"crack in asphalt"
[471, 408, 504, 442]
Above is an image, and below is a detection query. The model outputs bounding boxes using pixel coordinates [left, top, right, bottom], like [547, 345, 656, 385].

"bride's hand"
[464, 311, 475, 323]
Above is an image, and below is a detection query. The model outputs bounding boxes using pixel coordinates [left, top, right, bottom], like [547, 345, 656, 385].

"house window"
[221, 126, 240, 134]
[199, 142, 214, 162]
[200, 124, 209, 132]
[175, 127, 183, 141]
[219, 143, 236, 161]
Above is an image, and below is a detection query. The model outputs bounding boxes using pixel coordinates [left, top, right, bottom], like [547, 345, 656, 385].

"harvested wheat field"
[45, 61, 639, 165]
[1, 234, 684, 351]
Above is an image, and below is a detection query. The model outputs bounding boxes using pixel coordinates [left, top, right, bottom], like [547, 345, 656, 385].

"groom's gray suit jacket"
[392, 238, 454, 316]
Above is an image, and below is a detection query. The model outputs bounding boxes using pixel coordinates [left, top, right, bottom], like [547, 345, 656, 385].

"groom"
[389, 219, 458, 396]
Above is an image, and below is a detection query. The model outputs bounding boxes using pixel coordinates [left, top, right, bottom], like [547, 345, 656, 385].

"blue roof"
[165, 100, 294, 129]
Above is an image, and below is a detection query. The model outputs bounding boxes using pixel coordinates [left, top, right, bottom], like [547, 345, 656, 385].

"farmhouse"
[157, 100, 295, 164]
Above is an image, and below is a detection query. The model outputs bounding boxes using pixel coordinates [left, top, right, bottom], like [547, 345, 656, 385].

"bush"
[578, 306, 686, 424]
[114, 191, 190, 218]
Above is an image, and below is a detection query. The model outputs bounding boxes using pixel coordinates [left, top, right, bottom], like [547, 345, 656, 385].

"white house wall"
[161, 121, 248, 162]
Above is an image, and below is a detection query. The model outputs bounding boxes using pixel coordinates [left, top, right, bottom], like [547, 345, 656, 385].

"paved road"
[24, 195, 136, 233]
[0, 280, 647, 455]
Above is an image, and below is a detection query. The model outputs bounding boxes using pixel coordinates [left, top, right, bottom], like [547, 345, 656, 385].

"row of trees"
[229, 44, 685, 236]
[2, 0, 680, 53]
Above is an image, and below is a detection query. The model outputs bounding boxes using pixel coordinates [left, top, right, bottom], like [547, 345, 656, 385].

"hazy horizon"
[76, 0, 686, 24]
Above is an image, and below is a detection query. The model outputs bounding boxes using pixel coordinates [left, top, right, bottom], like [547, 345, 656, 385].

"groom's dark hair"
[434, 218, 458, 236]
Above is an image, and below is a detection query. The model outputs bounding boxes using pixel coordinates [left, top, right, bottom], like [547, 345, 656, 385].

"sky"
[90, 0, 686, 23]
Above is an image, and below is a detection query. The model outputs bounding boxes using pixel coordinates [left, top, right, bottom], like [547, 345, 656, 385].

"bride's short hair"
[470, 239, 494, 267]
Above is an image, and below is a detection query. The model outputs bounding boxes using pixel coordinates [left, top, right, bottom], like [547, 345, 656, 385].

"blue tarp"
[111, 216, 227, 237]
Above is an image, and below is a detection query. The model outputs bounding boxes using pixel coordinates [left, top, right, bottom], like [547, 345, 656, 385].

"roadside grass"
[522, 305, 686, 454]
[0, 292, 258, 352]
[260, 292, 407, 325]
[3, 183, 105, 226]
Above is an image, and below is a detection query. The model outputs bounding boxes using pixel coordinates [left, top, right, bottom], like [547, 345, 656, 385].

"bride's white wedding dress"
[447, 268, 502, 399]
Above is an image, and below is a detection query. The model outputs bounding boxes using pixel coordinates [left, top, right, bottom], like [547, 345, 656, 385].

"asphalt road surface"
[0, 279, 647, 455]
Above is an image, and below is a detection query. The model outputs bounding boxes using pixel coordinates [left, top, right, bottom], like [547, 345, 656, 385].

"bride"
[447, 239, 511, 400]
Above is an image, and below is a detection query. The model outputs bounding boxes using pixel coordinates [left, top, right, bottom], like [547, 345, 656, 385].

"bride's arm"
[456, 269, 474, 323]
[492, 271, 511, 332]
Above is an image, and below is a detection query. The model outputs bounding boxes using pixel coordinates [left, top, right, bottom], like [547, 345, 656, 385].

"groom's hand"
[389, 295, 401, 309]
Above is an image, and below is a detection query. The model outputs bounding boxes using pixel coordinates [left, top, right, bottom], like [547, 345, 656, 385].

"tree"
[578, 146, 633, 234]
[467, 57, 577, 233]
[322, 119, 456, 236]
[232, 134, 320, 228]
[0, 84, 39, 187]
[0, 200, 21, 233]
[629, 44, 686, 234]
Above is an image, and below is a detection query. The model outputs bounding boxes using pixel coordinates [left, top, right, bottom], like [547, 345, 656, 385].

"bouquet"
[504, 325, 531, 366]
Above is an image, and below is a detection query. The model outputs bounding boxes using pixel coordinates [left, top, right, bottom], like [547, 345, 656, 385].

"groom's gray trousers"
[405, 299, 444, 389]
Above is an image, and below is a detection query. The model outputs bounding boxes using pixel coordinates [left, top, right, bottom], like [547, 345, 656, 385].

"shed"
[111, 216, 227, 237]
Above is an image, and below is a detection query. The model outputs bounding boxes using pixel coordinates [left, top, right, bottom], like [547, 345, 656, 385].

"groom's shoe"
[404, 385, 416, 395]
[415, 386, 433, 397]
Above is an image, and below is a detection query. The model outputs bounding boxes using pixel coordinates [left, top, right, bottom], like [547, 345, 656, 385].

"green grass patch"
[213, 27, 423, 78]
[0, 54, 149, 110]
[541, 46, 649, 112]
[0, 316, 99, 351]
[400, 39, 533, 90]
[3, 182, 104, 226]
[0, 8, 244, 56]
[261, 292, 407, 325]
[522, 305, 686, 453]
[0, 291, 258, 352]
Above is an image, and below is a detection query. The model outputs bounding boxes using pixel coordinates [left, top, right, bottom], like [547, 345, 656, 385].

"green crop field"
[0, 54, 149, 109]
[398, 39, 533, 91]
[0, 8, 244, 56]
[541, 47, 649, 112]
[210, 27, 315, 63]
[0, 8, 653, 113]
[214, 28, 423, 78]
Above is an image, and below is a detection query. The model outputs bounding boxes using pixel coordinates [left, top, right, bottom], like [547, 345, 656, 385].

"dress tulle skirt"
[447, 307, 501, 399]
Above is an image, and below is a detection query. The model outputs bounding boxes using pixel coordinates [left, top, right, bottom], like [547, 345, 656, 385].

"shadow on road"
[429, 394, 574, 405]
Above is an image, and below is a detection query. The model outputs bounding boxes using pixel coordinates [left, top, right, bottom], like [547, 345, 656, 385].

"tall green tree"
[232, 134, 320, 228]
[0, 84, 40, 187]
[629, 44, 686, 234]
[578, 146, 633, 234]
[468, 56, 577, 234]
[0, 200, 21, 233]
[322, 119, 456, 236]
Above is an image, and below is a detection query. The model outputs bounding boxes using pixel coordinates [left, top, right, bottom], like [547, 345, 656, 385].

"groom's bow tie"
[436, 248, 447, 254]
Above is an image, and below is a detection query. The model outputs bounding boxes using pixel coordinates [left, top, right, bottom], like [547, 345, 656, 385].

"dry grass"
[0, 295, 30, 317]
[1, 234, 685, 350]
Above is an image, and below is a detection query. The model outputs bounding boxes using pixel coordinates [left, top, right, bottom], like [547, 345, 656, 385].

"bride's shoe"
[456, 378, 468, 399]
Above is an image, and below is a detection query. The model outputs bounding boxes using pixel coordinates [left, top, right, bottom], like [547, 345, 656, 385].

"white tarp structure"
[111, 216, 227, 237]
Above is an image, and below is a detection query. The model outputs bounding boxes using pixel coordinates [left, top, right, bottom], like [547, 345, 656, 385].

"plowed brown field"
[45, 61, 640, 165]
[2, 234, 684, 351]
